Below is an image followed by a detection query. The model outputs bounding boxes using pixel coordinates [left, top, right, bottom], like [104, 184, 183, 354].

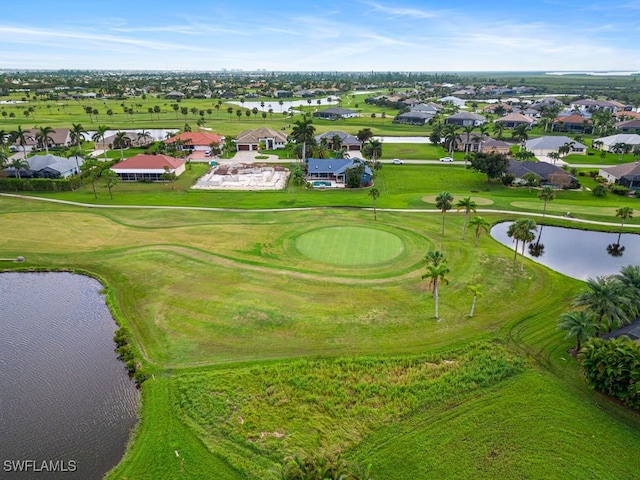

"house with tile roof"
[315, 131, 362, 151]
[552, 114, 592, 133]
[482, 139, 511, 156]
[525, 136, 587, 156]
[616, 119, 640, 134]
[111, 154, 185, 182]
[236, 127, 287, 151]
[599, 163, 640, 191]
[164, 131, 225, 154]
[13, 128, 72, 153]
[495, 112, 537, 129]
[507, 159, 578, 189]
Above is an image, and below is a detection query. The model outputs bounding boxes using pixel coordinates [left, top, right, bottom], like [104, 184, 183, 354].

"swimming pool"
[313, 181, 332, 187]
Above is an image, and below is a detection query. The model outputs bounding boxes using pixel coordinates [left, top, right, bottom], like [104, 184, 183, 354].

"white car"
[204, 150, 212, 157]
[391, 158, 404, 165]
[439, 157, 454, 162]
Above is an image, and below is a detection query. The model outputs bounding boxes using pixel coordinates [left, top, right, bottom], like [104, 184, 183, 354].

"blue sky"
[1, 0, 639, 71]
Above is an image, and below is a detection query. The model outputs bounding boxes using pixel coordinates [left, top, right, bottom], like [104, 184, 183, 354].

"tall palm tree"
[364, 139, 383, 166]
[10, 125, 30, 159]
[456, 196, 477, 240]
[435, 191, 454, 235]
[558, 310, 597, 353]
[422, 262, 450, 320]
[70, 123, 87, 150]
[92, 125, 109, 161]
[492, 121, 505, 140]
[573, 276, 631, 334]
[113, 131, 129, 159]
[463, 125, 474, 156]
[442, 124, 459, 154]
[10, 157, 29, 179]
[537, 186, 555, 219]
[467, 284, 483, 318]
[512, 124, 529, 152]
[468, 216, 490, 247]
[513, 218, 537, 271]
[615, 207, 633, 243]
[368, 187, 380, 220]
[616, 265, 640, 318]
[35, 125, 55, 154]
[425, 250, 446, 267]
[290, 117, 316, 161]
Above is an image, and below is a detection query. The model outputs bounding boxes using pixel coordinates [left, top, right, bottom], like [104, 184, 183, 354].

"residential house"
[235, 127, 288, 151]
[306, 158, 372, 186]
[552, 114, 592, 133]
[482, 139, 511, 156]
[315, 131, 362, 151]
[444, 111, 487, 127]
[456, 134, 489, 154]
[569, 99, 621, 114]
[599, 163, 640, 191]
[313, 107, 358, 121]
[495, 112, 536, 129]
[593, 134, 640, 152]
[13, 128, 72, 152]
[525, 136, 587, 156]
[602, 318, 640, 341]
[100, 131, 154, 150]
[438, 96, 466, 108]
[4, 153, 82, 178]
[409, 102, 442, 114]
[616, 119, 640, 134]
[111, 154, 185, 182]
[165, 91, 185, 100]
[164, 131, 225, 154]
[393, 111, 433, 125]
[507, 159, 579, 189]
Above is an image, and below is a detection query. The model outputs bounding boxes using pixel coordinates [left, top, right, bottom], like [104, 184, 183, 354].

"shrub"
[592, 184, 607, 197]
[501, 173, 515, 186]
[610, 184, 631, 196]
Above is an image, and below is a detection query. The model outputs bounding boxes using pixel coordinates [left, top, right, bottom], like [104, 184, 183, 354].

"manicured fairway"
[295, 226, 404, 265]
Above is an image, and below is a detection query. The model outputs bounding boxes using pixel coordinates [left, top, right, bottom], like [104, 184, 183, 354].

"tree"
[468, 152, 509, 183]
[362, 139, 382, 166]
[70, 123, 87, 150]
[422, 253, 450, 320]
[10, 157, 29, 179]
[102, 168, 120, 199]
[113, 131, 129, 159]
[492, 121, 505, 140]
[468, 215, 490, 247]
[558, 310, 597, 353]
[154, 105, 161, 119]
[92, 125, 109, 161]
[424, 250, 446, 267]
[35, 125, 55, 154]
[160, 166, 177, 187]
[10, 125, 30, 159]
[510, 218, 537, 271]
[290, 117, 316, 161]
[537, 185, 555, 219]
[81, 158, 104, 199]
[547, 151, 560, 165]
[521, 172, 540, 192]
[442, 124, 459, 154]
[512, 124, 529, 152]
[573, 276, 632, 334]
[435, 191, 454, 235]
[456, 196, 477, 240]
[615, 207, 633, 237]
[467, 284, 483, 317]
[368, 187, 380, 220]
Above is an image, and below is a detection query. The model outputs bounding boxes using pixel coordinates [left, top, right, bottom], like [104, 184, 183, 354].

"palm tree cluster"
[559, 265, 640, 353]
[422, 250, 450, 320]
[506, 218, 537, 271]
[270, 454, 372, 480]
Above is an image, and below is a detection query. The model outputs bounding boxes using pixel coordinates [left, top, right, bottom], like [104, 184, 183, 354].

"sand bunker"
[192, 163, 290, 190]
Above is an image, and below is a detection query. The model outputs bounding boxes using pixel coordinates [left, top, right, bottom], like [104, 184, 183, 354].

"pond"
[0, 272, 139, 479]
[491, 222, 640, 280]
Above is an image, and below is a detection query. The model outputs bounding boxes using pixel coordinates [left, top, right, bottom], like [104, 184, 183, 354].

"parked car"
[204, 150, 212, 157]
[439, 157, 454, 162]
[392, 158, 404, 165]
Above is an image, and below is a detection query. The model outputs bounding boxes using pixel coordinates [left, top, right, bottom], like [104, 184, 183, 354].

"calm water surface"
[491, 223, 640, 280]
[0, 272, 139, 479]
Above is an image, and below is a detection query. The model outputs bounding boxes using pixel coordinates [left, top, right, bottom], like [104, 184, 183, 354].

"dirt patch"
[192, 162, 290, 190]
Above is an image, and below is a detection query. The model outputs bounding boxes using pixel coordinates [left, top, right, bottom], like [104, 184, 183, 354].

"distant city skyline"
[1, 0, 639, 72]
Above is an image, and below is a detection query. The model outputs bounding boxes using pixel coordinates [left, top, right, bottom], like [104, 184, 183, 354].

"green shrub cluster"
[0, 177, 83, 192]
[114, 327, 149, 387]
[579, 337, 640, 410]
[609, 184, 631, 196]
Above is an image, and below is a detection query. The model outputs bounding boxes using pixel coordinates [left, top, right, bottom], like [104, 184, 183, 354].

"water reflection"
[491, 222, 640, 280]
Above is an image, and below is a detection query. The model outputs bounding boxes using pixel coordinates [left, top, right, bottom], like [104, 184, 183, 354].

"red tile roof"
[111, 154, 185, 170]
[163, 131, 223, 146]
[554, 114, 592, 124]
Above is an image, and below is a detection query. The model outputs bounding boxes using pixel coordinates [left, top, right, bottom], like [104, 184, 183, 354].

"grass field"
[2, 191, 640, 479]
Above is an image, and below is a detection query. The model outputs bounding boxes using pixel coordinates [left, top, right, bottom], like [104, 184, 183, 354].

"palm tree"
[35, 125, 55, 154]
[456, 196, 477, 240]
[513, 218, 537, 271]
[512, 124, 529, 152]
[435, 191, 454, 235]
[92, 125, 109, 161]
[537, 186, 555, 219]
[0, 149, 7, 170]
[615, 207, 633, 243]
[467, 284, 483, 317]
[356, 128, 373, 144]
[468, 216, 490, 247]
[492, 121, 505, 140]
[463, 125, 474, 156]
[67, 146, 83, 173]
[10, 125, 30, 159]
[290, 117, 316, 161]
[10, 157, 29, 179]
[363, 139, 382, 167]
[422, 262, 450, 320]
[558, 310, 597, 353]
[425, 250, 446, 267]
[573, 276, 631, 334]
[70, 123, 87, 150]
[368, 187, 380, 220]
[616, 265, 640, 318]
[113, 131, 129, 159]
[442, 124, 459, 154]
[102, 168, 120, 199]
